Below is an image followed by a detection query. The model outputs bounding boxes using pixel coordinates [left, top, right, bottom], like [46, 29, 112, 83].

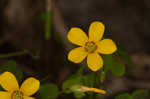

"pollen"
[84, 41, 97, 53]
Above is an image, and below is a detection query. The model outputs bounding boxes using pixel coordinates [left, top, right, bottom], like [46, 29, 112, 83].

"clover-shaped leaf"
[103, 55, 125, 77]
[117, 43, 133, 67]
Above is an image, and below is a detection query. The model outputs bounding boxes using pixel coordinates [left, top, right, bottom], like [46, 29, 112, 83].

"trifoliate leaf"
[117, 43, 133, 67]
[103, 55, 114, 72]
[111, 58, 125, 77]
[103, 55, 125, 77]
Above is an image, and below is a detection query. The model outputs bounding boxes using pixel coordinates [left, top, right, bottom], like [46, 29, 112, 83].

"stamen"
[84, 41, 97, 53]
[12, 91, 23, 99]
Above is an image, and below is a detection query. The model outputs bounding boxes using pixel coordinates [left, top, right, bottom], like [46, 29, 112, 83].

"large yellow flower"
[0, 72, 40, 99]
[68, 21, 117, 71]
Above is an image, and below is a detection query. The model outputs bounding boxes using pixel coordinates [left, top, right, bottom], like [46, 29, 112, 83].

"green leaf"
[115, 93, 132, 99]
[70, 85, 81, 92]
[103, 55, 114, 72]
[111, 58, 126, 77]
[62, 67, 84, 94]
[74, 91, 86, 99]
[132, 89, 149, 99]
[83, 74, 98, 97]
[62, 76, 83, 94]
[117, 43, 133, 67]
[38, 83, 59, 99]
[103, 55, 125, 77]
[83, 74, 95, 87]
[0, 60, 23, 82]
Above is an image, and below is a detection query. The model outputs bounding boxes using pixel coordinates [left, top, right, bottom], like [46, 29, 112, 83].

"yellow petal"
[87, 53, 103, 71]
[20, 77, 40, 96]
[23, 96, 35, 99]
[79, 86, 106, 94]
[68, 47, 87, 63]
[0, 72, 19, 92]
[89, 21, 105, 42]
[67, 28, 88, 46]
[97, 39, 117, 54]
[90, 88, 106, 94]
[0, 91, 11, 99]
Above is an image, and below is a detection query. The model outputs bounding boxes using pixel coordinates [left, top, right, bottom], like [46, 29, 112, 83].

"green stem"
[40, 74, 51, 82]
[0, 50, 28, 58]
[45, 11, 52, 40]
[0, 49, 40, 59]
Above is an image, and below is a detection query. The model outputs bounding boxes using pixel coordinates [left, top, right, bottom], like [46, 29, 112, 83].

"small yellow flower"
[67, 21, 117, 71]
[0, 72, 40, 99]
[77, 86, 106, 94]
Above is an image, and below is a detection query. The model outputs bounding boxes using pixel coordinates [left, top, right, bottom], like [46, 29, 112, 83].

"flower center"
[85, 41, 97, 53]
[12, 91, 23, 99]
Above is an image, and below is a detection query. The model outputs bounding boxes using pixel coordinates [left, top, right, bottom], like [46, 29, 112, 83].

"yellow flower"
[77, 86, 106, 94]
[0, 72, 40, 99]
[68, 21, 117, 71]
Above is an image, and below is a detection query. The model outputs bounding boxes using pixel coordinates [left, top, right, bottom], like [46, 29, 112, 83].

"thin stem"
[40, 74, 51, 82]
[0, 49, 40, 59]
[0, 50, 28, 58]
